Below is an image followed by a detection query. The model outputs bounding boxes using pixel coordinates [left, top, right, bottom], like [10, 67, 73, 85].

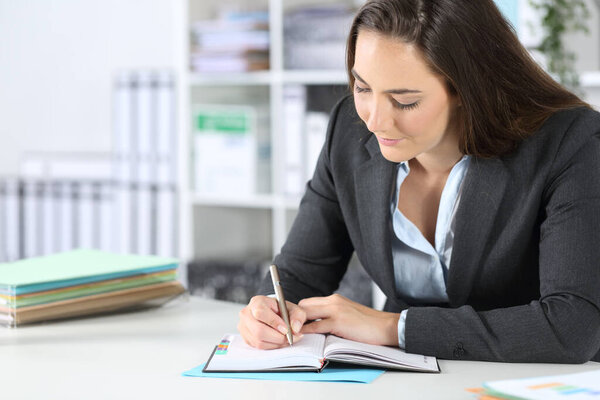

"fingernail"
[277, 325, 287, 335]
[292, 321, 302, 333]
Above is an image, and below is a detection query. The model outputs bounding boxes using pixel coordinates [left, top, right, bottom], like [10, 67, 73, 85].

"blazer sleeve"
[256, 97, 355, 303]
[405, 110, 600, 363]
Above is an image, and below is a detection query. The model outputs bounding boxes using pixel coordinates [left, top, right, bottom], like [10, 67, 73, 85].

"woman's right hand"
[237, 295, 306, 349]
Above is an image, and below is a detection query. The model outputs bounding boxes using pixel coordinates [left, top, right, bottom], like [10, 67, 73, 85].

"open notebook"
[203, 333, 439, 373]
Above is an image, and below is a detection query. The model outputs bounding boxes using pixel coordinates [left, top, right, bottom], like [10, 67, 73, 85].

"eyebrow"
[351, 69, 422, 95]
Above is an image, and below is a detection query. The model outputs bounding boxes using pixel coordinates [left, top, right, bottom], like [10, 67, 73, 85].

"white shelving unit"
[177, 0, 360, 275]
[175, 0, 600, 287]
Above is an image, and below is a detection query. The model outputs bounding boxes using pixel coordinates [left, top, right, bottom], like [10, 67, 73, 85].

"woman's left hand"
[298, 294, 400, 346]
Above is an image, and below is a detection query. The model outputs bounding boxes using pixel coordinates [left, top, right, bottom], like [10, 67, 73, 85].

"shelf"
[189, 69, 349, 86]
[280, 70, 348, 85]
[189, 71, 273, 86]
[185, 0, 359, 259]
[191, 193, 302, 210]
[192, 193, 276, 208]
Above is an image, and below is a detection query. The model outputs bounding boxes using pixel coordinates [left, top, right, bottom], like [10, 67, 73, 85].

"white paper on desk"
[483, 369, 600, 399]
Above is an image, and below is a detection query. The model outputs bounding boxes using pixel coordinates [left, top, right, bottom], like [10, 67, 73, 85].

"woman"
[237, 0, 600, 363]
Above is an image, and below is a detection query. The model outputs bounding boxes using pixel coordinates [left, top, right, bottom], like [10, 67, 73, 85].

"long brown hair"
[346, 0, 590, 158]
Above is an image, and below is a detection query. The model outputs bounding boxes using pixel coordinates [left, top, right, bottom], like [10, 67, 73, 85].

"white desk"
[1, 296, 598, 399]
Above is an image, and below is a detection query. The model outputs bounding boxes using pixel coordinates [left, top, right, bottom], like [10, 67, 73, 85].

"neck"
[411, 150, 463, 177]
[410, 126, 464, 176]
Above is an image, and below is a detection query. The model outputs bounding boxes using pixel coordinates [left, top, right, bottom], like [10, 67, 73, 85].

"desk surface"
[1, 296, 598, 399]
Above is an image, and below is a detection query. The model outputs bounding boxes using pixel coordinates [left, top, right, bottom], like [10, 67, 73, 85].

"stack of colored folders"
[0, 249, 185, 327]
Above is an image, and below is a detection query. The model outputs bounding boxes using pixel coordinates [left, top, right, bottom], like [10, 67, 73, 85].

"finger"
[299, 294, 351, 321]
[238, 324, 283, 350]
[298, 293, 349, 308]
[298, 296, 329, 308]
[287, 302, 307, 334]
[301, 319, 334, 335]
[239, 311, 290, 349]
[248, 300, 289, 336]
[241, 305, 288, 340]
[239, 315, 304, 350]
[298, 301, 338, 321]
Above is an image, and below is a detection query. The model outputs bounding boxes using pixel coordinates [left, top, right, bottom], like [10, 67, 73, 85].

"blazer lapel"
[446, 157, 509, 307]
[354, 136, 399, 301]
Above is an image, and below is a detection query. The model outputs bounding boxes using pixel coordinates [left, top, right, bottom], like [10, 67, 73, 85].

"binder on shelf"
[41, 181, 55, 256]
[58, 181, 75, 253]
[155, 72, 177, 257]
[112, 70, 178, 257]
[156, 71, 176, 186]
[98, 183, 114, 253]
[283, 85, 307, 197]
[23, 180, 40, 259]
[136, 182, 152, 255]
[135, 71, 155, 185]
[114, 183, 133, 254]
[17, 153, 114, 259]
[0, 69, 178, 264]
[304, 111, 329, 182]
[133, 72, 153, 255]
[193, 105, 258, 196]
[156, 186, 177, 257]
[4, 179, 21, 263]
[113, 73, 134, 185]
[77, 182, 95, 250]
[282, 85, 344, 198]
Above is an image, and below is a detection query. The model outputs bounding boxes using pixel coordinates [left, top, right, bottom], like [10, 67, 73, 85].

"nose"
[365, 97, 394, 133]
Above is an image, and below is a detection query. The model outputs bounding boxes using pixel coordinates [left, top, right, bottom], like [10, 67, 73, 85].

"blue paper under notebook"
[182, 363, 385, 384]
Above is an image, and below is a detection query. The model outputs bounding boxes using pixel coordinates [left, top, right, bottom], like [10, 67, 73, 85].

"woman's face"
[353, 30, 461, 164]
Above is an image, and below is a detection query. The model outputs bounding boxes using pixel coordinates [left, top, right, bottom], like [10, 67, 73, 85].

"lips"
[376, 136, 405, 146]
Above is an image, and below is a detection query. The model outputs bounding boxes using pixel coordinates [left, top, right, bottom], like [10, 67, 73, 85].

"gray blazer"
[258, 95, 600, 363]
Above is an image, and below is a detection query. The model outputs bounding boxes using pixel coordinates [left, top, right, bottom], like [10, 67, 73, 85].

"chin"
[379, 146, 412, 163]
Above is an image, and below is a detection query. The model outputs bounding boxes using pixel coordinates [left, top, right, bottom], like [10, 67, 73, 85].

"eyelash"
[354, 85, 420, 111]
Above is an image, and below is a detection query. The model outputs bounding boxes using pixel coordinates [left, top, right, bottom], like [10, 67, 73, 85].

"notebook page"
[205, 333, 326, 371]
[323, 335, 438, 372]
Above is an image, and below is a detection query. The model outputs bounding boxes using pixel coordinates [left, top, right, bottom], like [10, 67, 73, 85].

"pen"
[269, 264, 293, 346]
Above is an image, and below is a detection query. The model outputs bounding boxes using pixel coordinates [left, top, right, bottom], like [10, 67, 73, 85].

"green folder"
[0, 249, 179, 296]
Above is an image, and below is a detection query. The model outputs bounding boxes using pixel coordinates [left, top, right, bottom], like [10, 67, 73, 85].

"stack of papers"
[0, 249, 185, 327]
[190, 10, 270, 73]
